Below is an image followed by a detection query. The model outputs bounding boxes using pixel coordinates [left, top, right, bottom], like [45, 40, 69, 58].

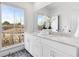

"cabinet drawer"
[53, 48, 71, 57]
[41, 38, 78, 56]
[42, 44, 54, 57]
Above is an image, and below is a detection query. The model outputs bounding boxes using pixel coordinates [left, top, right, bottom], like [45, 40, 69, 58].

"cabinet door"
[42, 43, 70, 57]
[42, 44, 54, 57]
[30, 35, 36, 56]
[30, 36, 42, 57]
[24, 33, 30, 52]
[53, 50, 70, 57]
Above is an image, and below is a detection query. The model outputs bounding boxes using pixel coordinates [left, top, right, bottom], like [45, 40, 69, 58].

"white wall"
[49, 2, 79, 34]
[24, 3, 35, 33]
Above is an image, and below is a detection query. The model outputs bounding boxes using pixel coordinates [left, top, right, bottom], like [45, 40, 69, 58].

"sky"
[1, 4, 24, 25]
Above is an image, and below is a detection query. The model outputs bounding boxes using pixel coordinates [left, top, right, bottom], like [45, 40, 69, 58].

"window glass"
[1, 4, 24, 47]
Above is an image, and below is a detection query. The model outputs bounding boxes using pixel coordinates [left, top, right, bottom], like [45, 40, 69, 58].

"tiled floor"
[4, 49, 33, 57]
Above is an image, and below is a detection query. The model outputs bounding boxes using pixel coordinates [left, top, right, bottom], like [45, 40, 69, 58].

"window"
[1, 4, 24, 47]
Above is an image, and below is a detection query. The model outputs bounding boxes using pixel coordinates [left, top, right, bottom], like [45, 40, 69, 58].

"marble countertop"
[32, 32, 79, 48]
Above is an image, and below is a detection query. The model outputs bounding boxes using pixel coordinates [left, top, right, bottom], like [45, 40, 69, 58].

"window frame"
[0, 3, 24, 48]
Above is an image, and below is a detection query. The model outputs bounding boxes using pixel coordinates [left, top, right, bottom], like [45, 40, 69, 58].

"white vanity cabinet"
[25, 33, 79, 57]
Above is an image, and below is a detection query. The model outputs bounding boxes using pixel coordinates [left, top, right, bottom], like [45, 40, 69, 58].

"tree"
[17, 23, 21, 25]
[2, 21, 10, 25]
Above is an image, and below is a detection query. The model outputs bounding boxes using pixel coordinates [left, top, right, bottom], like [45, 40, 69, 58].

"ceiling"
[1, 2, 34, 9]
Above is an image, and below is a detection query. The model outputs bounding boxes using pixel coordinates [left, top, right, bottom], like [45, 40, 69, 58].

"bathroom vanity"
[25, 32, 79, 57]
